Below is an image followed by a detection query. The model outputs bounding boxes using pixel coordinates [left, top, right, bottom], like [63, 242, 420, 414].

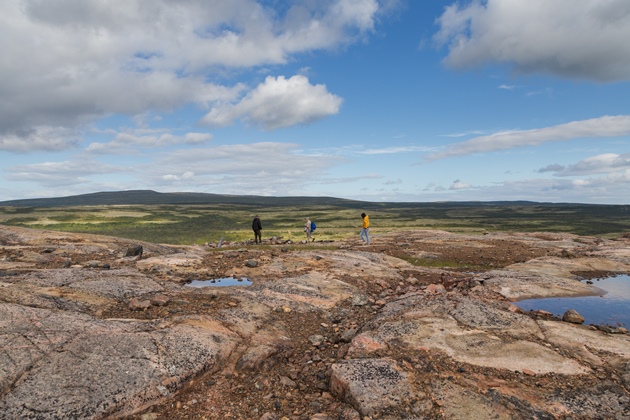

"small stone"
[351, 295, 369, 306]
[125, 245, 143, 257]
[425, 284, 446, 294]
[129, 298, 151, 311]
[507, 304, 521, 313]
[308, 335, 325, 346]
[151, 294, 170, 306]
[562, 309, 585, 324]
[279, 376, 297, 387]
[341, 329, 357, 343]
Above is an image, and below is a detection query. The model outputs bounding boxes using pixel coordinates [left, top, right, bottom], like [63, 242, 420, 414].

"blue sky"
[1, 0, 630, 204]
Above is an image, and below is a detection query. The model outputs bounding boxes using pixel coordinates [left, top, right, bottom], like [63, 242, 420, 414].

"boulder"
[563, 309, 585, 324]
[330, 358, 417, 417]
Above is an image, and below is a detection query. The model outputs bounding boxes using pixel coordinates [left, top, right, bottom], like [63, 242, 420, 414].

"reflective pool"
[515, 274, 630, 327]
[186, 277, 252, 287]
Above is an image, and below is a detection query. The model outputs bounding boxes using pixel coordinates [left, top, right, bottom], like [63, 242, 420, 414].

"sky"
[1, 0, 630, 204]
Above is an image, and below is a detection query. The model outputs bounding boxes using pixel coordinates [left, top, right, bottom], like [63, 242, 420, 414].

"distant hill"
[0, 190, 368, 208]
[0, 190, 625, 211]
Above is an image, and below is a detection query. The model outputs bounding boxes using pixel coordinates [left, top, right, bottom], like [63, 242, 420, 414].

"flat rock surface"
[1, 226, 629, 419]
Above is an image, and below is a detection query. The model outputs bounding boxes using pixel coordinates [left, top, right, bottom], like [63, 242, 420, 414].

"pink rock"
[151, 294, 170, 306]
[425, 284, 446, 294]
[347, 334, 387, 356]
[128, 298, 151, 311]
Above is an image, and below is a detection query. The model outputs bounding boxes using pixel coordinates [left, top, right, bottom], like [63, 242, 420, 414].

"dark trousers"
[254, 230, 261, 243]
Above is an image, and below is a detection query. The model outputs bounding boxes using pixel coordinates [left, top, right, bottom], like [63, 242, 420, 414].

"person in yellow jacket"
[360, 212, 370, 245]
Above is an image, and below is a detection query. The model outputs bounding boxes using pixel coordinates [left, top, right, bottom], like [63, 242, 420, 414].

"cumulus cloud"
[538, 153, 630, 176]
[201, 75, 342, 130]
[0, 0, 383, 151]
[85, 131, 213, 155]
[434, 0, 630, 82]
[427, 115, 630, 161]
[6, 160, 121, 187]
[320, 173, 383, 184]
[546, 169, 630, 192]
[162, 171, 195, 181]
[141, 142, 343, 195]
[450, 179, 472, 190]
[384, 178, 402, 185]
[0, 127, 80, 153]
[358, 145, 435, 155]
[4, 141, 342, 196]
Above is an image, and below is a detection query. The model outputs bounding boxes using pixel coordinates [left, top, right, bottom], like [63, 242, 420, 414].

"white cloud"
[4, 141, 343, 196]
[85, 131, 213, 155]
[427, 115, 630, 161]
[320, 173, 383, 184]
[201, 75, 342, 130]
[358, 145, 435, 155]
[142, 142, 343, 195]
[162, 171, 195, 181]
[546, 169, 630, 192]
[0, 127, 80, 153]
[538, 153, 630, 176]
[384, 178, 402, 185]
[434, 0, 630, 82]
[0, 0, 383, 151]
[450, 179, 472, 190]
[6, 160, 122, 187]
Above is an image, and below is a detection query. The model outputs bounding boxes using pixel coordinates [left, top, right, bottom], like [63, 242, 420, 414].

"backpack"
[311, 221, 316, 231]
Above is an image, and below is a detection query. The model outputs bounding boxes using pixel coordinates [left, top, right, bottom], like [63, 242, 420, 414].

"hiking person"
[304, 217, 313, 241]
[360, 212, 370, 245]
[252, 215, 262, 244]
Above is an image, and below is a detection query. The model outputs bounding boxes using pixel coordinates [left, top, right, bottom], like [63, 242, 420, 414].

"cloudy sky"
[1, 0, 630, 204]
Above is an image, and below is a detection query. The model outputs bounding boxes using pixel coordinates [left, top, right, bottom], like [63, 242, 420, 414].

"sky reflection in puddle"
[515, 275, 630, 327]
[186, 277, 252, 287]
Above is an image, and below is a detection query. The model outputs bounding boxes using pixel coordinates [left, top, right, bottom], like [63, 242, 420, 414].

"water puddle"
[515, 274, 630, 327]
[186, 277, 252, 288]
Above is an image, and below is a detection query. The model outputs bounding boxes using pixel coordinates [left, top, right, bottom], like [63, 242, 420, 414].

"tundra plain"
[1, 197, 630, 419]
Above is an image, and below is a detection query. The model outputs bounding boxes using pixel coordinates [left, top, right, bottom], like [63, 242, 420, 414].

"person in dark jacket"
[252, 215, 262, 244]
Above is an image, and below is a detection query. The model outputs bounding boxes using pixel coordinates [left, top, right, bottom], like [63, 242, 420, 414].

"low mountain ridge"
[0, 190, 364, 208]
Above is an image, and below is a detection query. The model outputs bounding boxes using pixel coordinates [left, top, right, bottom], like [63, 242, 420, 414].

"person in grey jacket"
[252, 215, 262, 244]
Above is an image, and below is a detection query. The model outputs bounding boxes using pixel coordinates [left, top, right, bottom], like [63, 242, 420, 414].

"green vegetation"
[1, 194, 629, 245]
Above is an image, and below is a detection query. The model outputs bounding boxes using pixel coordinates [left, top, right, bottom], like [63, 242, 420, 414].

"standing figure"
[360, 212, 370, 245]
[304, 217, 312, 241]
[252, 215, 262, 244]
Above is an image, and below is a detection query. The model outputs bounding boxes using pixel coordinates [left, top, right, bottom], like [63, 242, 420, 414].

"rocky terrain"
[1, 225, 629, 419]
